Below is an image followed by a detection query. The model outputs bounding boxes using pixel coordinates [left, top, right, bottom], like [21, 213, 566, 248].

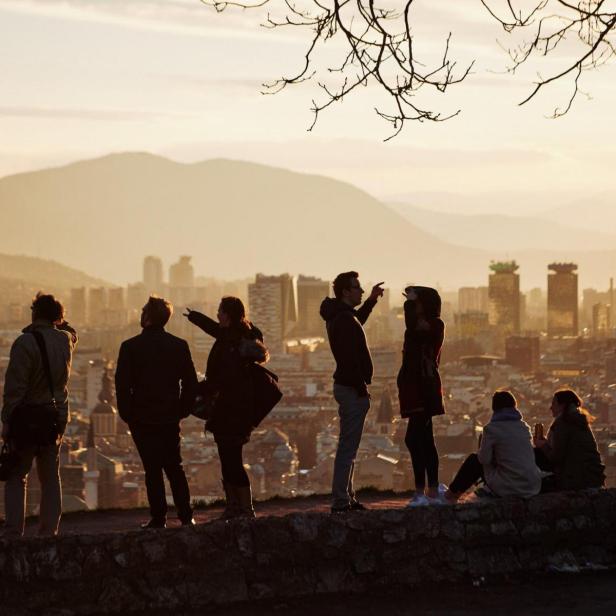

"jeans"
[449, 453, 484, 495]
[331, 384, 370, 508]
[4, 440, 62, 536]
[405, 414, 439, 490]
[215, 435, 250, 487]
[130, 422, 192, 522]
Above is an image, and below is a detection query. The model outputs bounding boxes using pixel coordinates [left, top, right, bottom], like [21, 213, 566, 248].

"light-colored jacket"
[1, 320, 78, 426]
[477, 408, 541, 498]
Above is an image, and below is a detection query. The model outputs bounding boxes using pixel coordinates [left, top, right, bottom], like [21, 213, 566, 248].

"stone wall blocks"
[324, 519, 349, 547]
[382, 526, 407, 544]
[289, 512, 321, 542]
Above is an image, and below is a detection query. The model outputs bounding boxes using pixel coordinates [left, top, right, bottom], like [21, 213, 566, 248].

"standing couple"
[320, 271, 445, 513]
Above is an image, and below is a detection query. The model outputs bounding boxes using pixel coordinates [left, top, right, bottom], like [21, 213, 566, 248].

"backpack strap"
[30, 330, 57, 406]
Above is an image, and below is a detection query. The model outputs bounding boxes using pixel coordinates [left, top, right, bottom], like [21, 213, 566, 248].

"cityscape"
[1, 254, 615, 517]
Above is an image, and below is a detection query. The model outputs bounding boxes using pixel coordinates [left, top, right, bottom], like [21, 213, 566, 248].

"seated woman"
[445, 391, 541, 501]
[534, 389, 605, 491]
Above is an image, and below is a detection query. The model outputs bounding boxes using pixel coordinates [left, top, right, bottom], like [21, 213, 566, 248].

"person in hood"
[319, 271, 384, 513]
[397, 285, 446, 506]
[445, 390, 542, 501]
[534, 389, 605, 491]
[184, 296, 269, 519]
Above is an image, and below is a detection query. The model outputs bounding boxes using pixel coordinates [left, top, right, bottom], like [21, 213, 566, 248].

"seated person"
[445, 390, 541, 501]
[534, 389, 605, 491]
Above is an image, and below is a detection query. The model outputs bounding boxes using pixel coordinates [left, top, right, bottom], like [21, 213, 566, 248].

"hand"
[1, 422, 9, 442]
[369, 282, 385, 302]
[534, 437, 548, 449]
[182, 307, 193, 318]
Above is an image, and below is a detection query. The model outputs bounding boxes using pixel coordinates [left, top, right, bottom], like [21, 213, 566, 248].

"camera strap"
[30, 330, 57, 407]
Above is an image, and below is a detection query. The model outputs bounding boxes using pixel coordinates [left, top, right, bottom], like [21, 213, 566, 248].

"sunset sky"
[1, 0, 615, 213]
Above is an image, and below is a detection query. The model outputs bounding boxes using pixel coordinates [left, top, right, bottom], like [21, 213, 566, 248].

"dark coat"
[187, 311, 268, 438]
[545, 412, 605, 490]
[397, 290, 445, 418]
[115, 326, 198, 425]
[319, 297, 376, 396]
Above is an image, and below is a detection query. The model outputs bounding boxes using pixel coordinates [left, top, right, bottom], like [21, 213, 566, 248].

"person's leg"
[4, 446, 36, 536]
[405, 415, 427, 492]
[131, 424, 168, 523]
[448, 453, 483, 497]
[36, 440, 62, 536]
[160, 422, 192, 523]
[331, 385, 370, 510]
[424, 418, 440, 493]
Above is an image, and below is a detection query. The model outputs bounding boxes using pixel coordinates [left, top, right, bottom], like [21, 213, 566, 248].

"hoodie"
[319, 297, 376, 396]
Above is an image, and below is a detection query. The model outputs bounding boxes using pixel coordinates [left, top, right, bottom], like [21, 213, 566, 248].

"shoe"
[427, 483, 449, 505]
[236, 484, 256, 519]
[405, 493, 430, 508]
[350, 501, 367, 511]
[181, 518, 196, 526]
[140, 519, 166, 530]
[330, 504, 351, 514]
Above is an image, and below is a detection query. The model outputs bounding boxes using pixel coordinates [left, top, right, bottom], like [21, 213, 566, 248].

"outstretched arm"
[184, 309, 220, 338]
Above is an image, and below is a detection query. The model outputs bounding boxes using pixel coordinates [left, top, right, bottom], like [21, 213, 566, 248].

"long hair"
[219, 296, 251, 334]
[553, 389, 594, 424]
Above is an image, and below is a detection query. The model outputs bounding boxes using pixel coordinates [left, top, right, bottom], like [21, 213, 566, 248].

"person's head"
[551, 389, 593, 423]
[31, 293, 65, 324]
[140, 296, 173, 328]
[406, 286, 442, 319]
[333, 271, 363, 307]
[218, 296, 249, 330]
[492, 390, 517, 412]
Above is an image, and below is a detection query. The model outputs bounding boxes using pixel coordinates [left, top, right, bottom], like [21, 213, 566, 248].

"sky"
[1, 0, 616, 212]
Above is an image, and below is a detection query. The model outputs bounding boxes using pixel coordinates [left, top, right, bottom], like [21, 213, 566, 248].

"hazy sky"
[1, 0, 616, 211]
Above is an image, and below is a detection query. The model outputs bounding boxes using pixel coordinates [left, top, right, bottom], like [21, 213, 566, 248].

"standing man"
[115, 296, 198, 529]
[320, 272, 384, 513]
[1, 293, 78, 537]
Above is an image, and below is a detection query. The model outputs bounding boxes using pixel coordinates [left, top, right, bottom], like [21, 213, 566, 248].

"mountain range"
[1, 152, 615, 290]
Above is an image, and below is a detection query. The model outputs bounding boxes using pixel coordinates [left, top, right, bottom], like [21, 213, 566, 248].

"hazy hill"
[387, 203, 616, 252]
[0, 153, 489, 288]
[541, 194, 616, 235]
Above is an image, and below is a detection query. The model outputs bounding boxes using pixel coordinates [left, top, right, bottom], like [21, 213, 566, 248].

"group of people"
[0, 272, 607, 536]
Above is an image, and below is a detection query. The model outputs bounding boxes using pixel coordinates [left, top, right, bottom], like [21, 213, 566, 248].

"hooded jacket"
[319, 297, 376, 396]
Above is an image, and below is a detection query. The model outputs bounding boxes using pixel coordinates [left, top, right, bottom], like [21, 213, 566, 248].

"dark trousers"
[449, 453, 484, 494]
[405, 414, 439, 489]
[215, 435, 250, 487]
[131, 422, 192, 522]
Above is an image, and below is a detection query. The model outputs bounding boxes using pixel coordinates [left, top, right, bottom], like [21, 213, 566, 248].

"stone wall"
[2, 489, 616, 615]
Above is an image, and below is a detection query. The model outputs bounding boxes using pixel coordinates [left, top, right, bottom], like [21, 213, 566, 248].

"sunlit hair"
[333, 271, 359, 299]
[219, 296, 250, 332]
[31, 292, 65, 323]
[492, 390, 517, 411]
[553, 389, 595, 424]
[143, 296, 173, 327]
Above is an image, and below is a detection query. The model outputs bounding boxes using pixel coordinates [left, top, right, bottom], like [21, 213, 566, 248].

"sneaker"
[427, 483, 449, 505]
[330, 504, 352, 514]
[140, 519, 166, 530]
[405, 493, 430, 508]
[350, 501, 367, 511]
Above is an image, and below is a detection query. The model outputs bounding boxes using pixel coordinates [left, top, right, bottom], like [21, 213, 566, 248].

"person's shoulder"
[164, 331, 190, 348]
[11, 331, 35, 349]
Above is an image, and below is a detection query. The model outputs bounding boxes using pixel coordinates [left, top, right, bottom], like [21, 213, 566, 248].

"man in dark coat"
[320, 271, 384, 513]
[115, 296, 198, 528]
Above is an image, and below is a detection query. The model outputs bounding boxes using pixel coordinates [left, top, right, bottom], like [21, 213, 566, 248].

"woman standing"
[535, 389, 605, 491]
[184, 297, 269, 519]
[397, 286, 446, 506]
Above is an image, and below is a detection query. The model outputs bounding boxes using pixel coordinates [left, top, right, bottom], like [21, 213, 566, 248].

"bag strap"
[30, 330, 57, 405]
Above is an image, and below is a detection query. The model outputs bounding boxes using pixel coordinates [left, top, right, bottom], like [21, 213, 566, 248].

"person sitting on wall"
[444, 390, 541, 502]
[534, 389, 605, 492]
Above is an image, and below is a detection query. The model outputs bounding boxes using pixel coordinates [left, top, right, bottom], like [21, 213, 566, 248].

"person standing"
[397, 286, 446, 506]
[319, 272, 384, 513]
[184, 297, 269, 519]
[115, 296, 197, 529]
[1, 293, 78, 537]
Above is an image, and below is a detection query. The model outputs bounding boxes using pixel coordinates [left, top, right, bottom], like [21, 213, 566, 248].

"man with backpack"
[320, 272, 384, 513]
[1, 293, 78, 537]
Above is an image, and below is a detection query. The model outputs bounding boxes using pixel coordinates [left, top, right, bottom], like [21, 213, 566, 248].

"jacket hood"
[408, 286, 442, 318]
[320, 297, 353, 322]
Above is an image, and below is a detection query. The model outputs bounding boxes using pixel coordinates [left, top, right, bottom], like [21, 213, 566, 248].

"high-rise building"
[505, 335, 540, 373]
[547, 263, 578, 337]
[70, 287, 87, 326]
[488, 261, 520, 335]
[248, 273, 298, 353]
[592, 303, 611, 337]
[104, 287, 127, 328]
[458, 287, 489, 314]
[169, 256, 195, 306]
[143, 256, 164, 294]
[88, 287, 108, 326]
[454, 312, 489, 338]
[296, 275, 330, 337]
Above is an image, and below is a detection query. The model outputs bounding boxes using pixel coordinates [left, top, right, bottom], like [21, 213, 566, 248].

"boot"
[220, 481, 240, 520]
[236, 484, 256, 519]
